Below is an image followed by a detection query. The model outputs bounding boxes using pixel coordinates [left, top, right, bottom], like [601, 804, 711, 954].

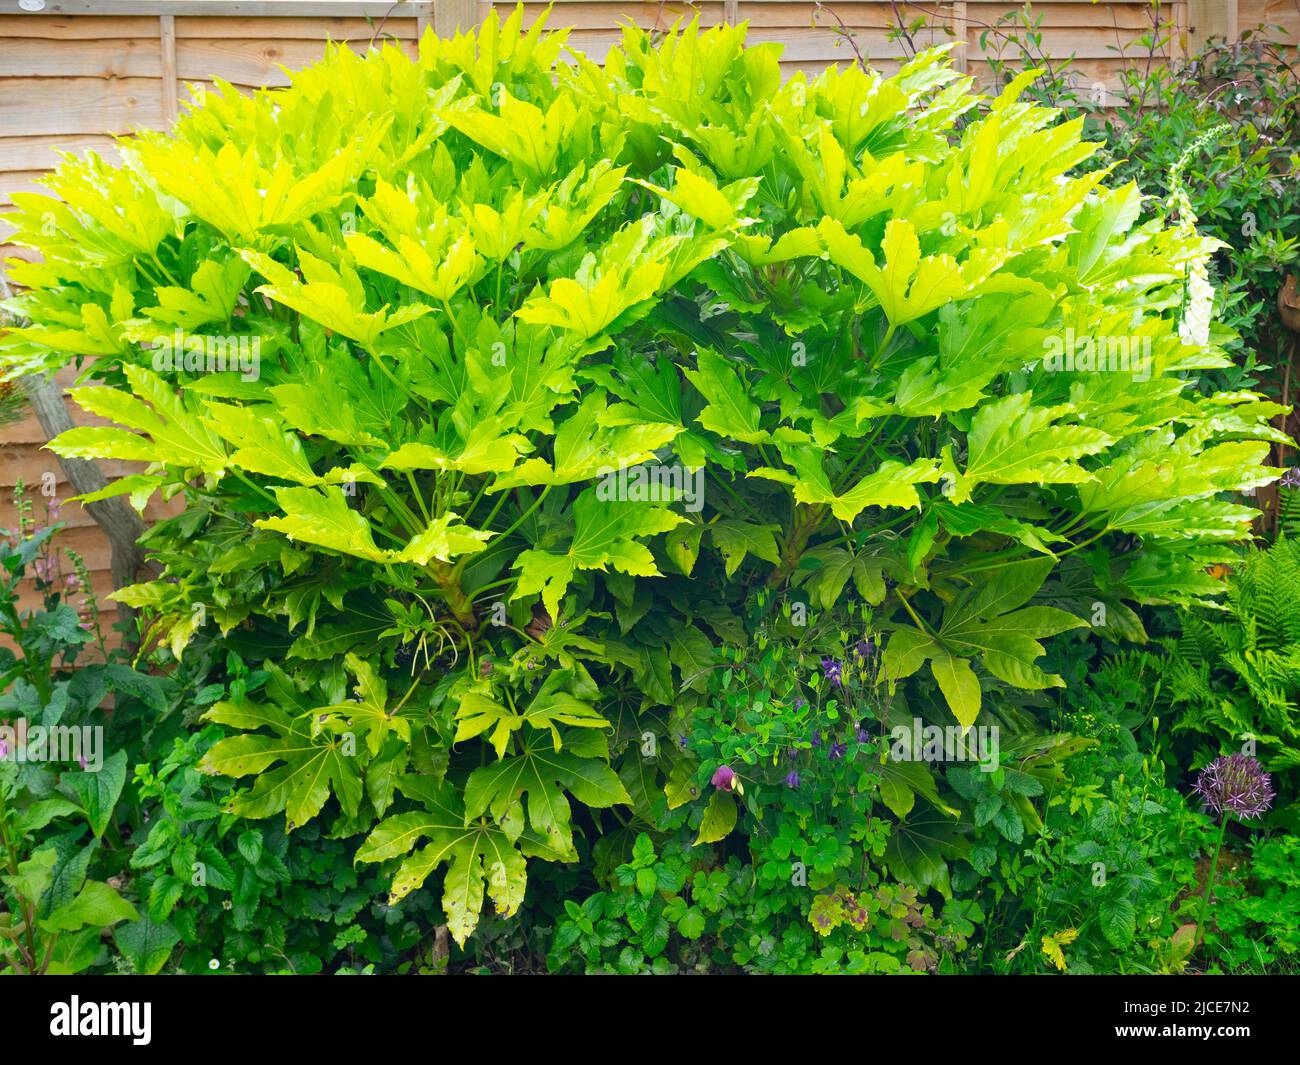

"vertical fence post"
[434, 0, 480, 37]
[1188, 0, 1239, 51]
[159, 13, 178, 127]
[952, 1, 968, 73]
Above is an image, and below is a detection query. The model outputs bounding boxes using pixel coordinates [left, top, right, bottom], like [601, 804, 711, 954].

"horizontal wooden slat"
[0, 35, 162, 77]
[0, 133, 120, 171]
[965, 0, 1166, 27]
[174, 15, 419, 39]
[0, 76, 165, 134]
[0, 14, 160, 38]
[2, 2, 433, 16]
[510, 2, 722, 29]
[746, 1, 955, 27]
[0, 169, 50, 206]
[1238, 0, 1299, 40]
[175, 35, 418, 86]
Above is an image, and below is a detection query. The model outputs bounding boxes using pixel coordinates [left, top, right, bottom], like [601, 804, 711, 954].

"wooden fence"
[1, 0, 1297, 626]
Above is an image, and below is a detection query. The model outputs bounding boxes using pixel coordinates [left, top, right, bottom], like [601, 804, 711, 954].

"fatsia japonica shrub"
[0, 10, 1284, 946]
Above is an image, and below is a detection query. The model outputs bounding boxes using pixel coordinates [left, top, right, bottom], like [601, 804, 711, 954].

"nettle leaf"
[61, 750, 127, 839]
[513, 486, 683, 621]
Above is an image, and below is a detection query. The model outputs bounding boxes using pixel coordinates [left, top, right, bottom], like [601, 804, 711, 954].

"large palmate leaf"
[463, 730, 631, 857]
[944, 392, 1113, 503]
[513, 486, 683, 621]
[200, 683, 364, 828]
[684, 347, 769, 444]
[241, 248, 430, 347]
[255, 486, 491, 566]
[752, 445, 940, 523]
[453, 668, 614, 758]
[493, 391, 680, 490]
[355, 775, 562, 946]
[882, 558, 1084, 727]
[312, 652, 428, 756]
[202, 402, 381, 488]
[52, 365, 227, 475]
[820, 217, 996, 328]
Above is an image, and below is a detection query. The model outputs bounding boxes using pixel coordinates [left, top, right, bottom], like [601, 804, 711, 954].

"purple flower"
[854, 724, 870, 743]
[829, 741, 847, 760]
[1281, 467, 1300, 489]
[820, 657, 843, 688]
[854, 638, 876, 661]
[711, 765, 737, 791]
[784, 770, 800, 789]
[0, 737, 8, 760]
[1194, 754, 1275, 820]
[792, 697, 806, 711]
[811, 731, 823, 748]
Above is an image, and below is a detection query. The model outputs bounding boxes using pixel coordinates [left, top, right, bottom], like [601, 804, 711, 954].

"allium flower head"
[1194, 754, 1275, 820]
